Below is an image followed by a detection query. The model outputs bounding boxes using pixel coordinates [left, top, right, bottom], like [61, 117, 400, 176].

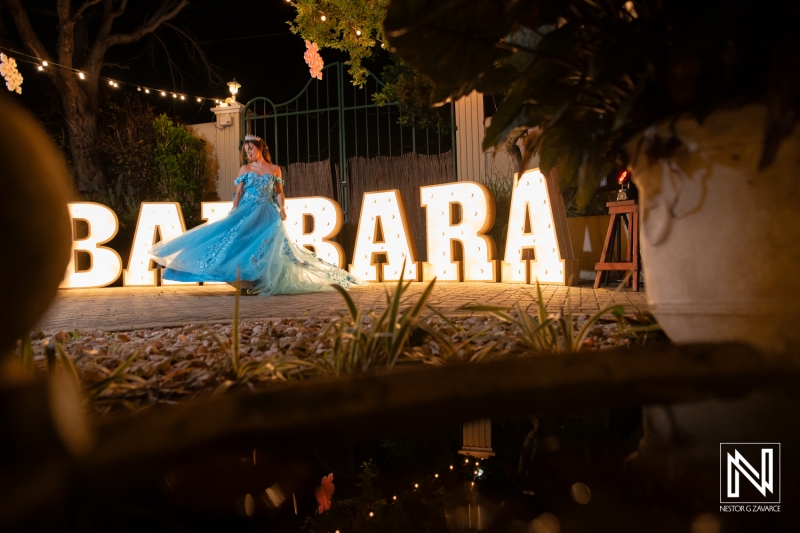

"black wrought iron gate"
[241, 62, 454, 221]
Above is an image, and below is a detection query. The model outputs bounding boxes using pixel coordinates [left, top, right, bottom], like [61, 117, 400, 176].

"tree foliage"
[96, 96, 211, 230]
[152, 115, 209, 227]
[290, 0, 389, 86]
[289, 0, 449, 131]
[372, 61, 450, 132]
[3, 0, 214, 197]
[384, 0, 800, 205]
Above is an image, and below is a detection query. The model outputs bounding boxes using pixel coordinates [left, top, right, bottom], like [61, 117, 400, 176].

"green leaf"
[332, 284, 359, 321]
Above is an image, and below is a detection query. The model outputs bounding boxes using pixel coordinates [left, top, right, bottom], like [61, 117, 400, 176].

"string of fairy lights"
[283, 0, 387, 49]
[0, 45, 236, 106]
[324, 455, 488, 533]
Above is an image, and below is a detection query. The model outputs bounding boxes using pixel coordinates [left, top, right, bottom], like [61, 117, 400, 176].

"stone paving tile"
[36, 282, 648, 332]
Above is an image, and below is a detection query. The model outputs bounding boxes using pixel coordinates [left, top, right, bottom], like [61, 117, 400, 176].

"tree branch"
[56, 0, 70, 23]
[70, 0, 103, 22]
[84, 0, 131, 76]
[106, 0, 189, 47]
[55, 0, 76, 68]
[150, 32, 180, 91]
[164, 22, 224, 87]
[4, 0, 54, 64]
[103, 61, 131, 71]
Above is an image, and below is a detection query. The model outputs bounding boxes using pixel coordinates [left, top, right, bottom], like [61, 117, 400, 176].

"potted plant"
[382, 0, 800, 505]
[383, 0, 800, 350]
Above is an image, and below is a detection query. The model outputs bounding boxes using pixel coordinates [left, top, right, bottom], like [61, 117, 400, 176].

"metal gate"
[241, 62, 454, 221]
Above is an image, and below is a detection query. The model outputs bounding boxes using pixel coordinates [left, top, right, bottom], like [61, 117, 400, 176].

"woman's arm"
[232, 164, 250, 209]
[275, 167, 287, 220]
[232, 181, 245, 209]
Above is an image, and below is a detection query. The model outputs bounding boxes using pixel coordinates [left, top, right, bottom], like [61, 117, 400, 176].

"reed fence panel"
[347, 151, 453, 263]
[281, 160, 336, 200]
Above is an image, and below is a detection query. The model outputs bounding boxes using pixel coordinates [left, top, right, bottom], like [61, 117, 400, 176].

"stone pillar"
[211, 102, 244, 201]
[454, 91, 486, 182]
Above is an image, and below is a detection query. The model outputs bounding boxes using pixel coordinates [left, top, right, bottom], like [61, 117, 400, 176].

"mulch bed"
[17, 312, 658, 418]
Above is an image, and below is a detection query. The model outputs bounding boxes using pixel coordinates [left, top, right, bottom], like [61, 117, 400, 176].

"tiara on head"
[244, 134, 262, 142]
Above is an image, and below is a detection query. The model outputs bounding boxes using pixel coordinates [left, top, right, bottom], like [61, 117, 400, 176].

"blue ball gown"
[149, 171, 367, 295]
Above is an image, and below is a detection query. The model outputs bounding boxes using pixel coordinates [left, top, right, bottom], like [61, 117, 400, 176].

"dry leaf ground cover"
[16, 308, 661, 418]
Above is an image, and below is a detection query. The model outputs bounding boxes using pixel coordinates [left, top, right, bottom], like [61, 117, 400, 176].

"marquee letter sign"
[284, 197, 345, 268]
[58, 178, 586, 290]
[61, 202, 123, 288]
[501, 169, 579, 285]
[201, 201, 233, 224]
[349, 190, 419, 281]
[197, 202, 234, 284]
[123, 202, 195, 286]
[421, 182, 497, 282]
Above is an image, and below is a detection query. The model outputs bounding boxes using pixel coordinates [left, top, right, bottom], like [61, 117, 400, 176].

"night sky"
[2, 0, 361, 124]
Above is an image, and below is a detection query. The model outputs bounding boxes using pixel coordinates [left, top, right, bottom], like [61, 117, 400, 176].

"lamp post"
[227, 78, 241, 102]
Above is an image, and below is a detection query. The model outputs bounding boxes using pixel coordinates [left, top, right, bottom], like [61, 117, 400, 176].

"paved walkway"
[37, 282, 648, 332]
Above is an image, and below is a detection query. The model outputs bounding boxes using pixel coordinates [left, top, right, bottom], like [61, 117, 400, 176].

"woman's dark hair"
[242, 137, 272, 164]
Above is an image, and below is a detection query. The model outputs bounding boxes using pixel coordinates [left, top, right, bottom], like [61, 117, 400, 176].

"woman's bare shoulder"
[237, 163, 253, 176]
[270, 164, 282, 177]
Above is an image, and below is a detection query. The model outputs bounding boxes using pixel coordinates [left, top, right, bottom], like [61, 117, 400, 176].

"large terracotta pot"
[628, 106, 800, 512]
[629, 104, 800, 351]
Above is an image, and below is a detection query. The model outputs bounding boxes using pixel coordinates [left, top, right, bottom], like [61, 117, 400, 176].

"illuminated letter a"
[501, 169, 578, 285]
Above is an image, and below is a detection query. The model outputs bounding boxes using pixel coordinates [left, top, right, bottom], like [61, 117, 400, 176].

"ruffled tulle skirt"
[149, 197, 366, 295]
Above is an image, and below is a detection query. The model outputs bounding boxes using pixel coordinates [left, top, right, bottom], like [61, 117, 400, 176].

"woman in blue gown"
[149, 134, 366, 295]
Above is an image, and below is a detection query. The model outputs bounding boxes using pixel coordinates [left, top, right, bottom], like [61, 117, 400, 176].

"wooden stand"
[594, 199, 640, 291]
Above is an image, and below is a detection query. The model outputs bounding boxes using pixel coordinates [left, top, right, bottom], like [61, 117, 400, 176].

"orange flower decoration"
[315, 473, 335, 513]
[304, 40, 324, 80]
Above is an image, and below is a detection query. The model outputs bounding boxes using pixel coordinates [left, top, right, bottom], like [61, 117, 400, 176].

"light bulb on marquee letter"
[421, 182, 497, 282]
[284, 197, 345, 268]
[349, 190, 419, 281]
[60, 203, 123, 288]
[123, 202, 197, 286]
[501, 169, 579, 285]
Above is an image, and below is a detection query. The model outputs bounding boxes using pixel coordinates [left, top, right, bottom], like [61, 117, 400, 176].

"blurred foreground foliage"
[383, 0, 800, 206]
[289, 0, 450, 131]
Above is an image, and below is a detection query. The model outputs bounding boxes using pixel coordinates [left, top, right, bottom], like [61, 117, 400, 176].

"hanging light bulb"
[78, 72, 85, 79]
[137, 87, 142, 91]
[180, 95, 185, 100]
[356, 30, 362, 36]
[42, 61, 48, 67]
[320, 15, 326, 21]
[161, 91, 166, 96]
[113, 82, 118, 87]
[109, 80, 114, 86]
[145, 88, 150, 93]
[37, 65, 44, 71]
[196, 97, 201, 102]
